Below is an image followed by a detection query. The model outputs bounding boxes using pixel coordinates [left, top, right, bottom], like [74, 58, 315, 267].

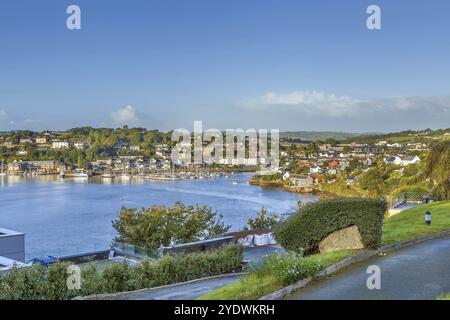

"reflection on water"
[0, 173, 318, 259]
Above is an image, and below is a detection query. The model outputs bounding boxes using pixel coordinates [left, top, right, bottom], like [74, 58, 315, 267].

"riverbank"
[249, 176, 319, 195]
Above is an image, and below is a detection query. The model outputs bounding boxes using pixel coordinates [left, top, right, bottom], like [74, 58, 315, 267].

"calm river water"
[0, 173, 318, 260]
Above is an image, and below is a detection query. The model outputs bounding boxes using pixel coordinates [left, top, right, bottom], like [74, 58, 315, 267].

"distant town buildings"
[52, 140, 72, 149]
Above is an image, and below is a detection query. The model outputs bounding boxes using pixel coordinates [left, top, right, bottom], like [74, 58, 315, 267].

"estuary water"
[0, 173, 318, 260]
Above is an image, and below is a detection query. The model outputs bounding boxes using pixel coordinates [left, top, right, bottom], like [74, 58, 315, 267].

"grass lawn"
[197, 250, 356, 300]
[438, 293, 450, 300]
[382, 201, 450, 245]
[200, 201, 450, 300]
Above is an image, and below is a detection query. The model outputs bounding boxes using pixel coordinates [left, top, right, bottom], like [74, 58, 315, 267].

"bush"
[0, 263, 75, 300]
[0, 244, 244, 300]
[274, 198, 386, 255]
[113, 202, 231, 249]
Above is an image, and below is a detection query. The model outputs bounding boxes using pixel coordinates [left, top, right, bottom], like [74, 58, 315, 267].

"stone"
[319, 225, 364, 253]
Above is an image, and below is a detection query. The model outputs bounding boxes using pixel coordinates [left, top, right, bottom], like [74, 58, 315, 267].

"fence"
[389, 191, 429, 209]
[111, 236, 237, 260]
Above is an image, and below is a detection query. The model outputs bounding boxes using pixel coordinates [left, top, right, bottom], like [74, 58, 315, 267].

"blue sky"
[0, 0, 449, 132]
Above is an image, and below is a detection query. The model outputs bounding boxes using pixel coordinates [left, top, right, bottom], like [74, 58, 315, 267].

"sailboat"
[101, 171, 115, 179]
[0, 160, 6, 176]
[59, 167, 65, 178]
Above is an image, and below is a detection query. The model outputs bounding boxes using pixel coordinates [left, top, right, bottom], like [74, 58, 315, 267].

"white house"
[309, 166, 321, 174]
[385, 156, 402, 166]
[401, 155, 420, 166]
[36, 136, 48, 144]
[52, 140, 71, 149]
[20, 138, 33, 144]
[74, 141, 90, 150]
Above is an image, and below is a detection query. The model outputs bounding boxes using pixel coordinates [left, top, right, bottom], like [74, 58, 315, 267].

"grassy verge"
[382, 201, 450, 245]
[438, 293, 450, 300]
[200, 200, 450, 300]
[197, 250, 356, 300]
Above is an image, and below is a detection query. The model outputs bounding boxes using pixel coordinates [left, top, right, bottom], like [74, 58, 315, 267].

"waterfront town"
[0, 127, 447, 192]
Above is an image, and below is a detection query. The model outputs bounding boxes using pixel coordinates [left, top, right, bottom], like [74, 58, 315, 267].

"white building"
[401, 155, 420, 166]
[385, 156, 402, 166]
[0, 228, 25, 262]
[20, 138, 33, 144]
[36, 136, 48, 144]
[74, 141, 90, 150]
[52, 140, 71, 149]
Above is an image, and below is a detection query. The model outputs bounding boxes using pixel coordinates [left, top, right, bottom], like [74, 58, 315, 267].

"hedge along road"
[284, 236, 450, 300]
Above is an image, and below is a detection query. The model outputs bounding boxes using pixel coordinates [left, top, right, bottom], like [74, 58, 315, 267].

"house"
[309, 166, 321, 174]
[387, 143, 403, 148]
[52, 140, 71, 149]
[129, 145, 141, 151]
[328, 160, 339, 168]
[8, 160, 27, 173]
[16, 150, 28, 156]
[401, 155, 420, 166]
[327, 168, 338, 175]
[385, 156, 402, 166]
[74, 141, 90, 150]
[19, 138, 34, 144]
[2, 141, 13, 147]
[35, 136, 48, 144]
[290, 175, 314, 188]
[362, 158, 373, 166]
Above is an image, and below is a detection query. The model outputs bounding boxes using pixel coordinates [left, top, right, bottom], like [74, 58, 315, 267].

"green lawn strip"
[197, 250, 356, 300]
[382, 201, 450, 245]
[438, 293, 450, 300]
[200, 201, 450, 300]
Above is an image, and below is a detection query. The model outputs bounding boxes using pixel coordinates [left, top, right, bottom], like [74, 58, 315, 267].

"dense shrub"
[0, 263, 74, 300]
[0, 244, 243, 300]
[274, 198, 386, 255]
[113, 202, 230, 249]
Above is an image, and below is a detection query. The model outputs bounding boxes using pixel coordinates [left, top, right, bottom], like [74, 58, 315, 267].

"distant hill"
[280, 131, 375, 141]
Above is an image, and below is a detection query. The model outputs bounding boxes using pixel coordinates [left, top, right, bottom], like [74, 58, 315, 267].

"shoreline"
[249, 177, 321, 195]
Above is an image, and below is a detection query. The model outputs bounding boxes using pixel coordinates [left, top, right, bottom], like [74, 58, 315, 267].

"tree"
[245, 207, 280, 230]
[112, 202, 230, 249]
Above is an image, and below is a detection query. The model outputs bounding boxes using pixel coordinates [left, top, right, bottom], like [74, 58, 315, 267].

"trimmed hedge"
[0, 244, 243, 300]
[274, 198, 386, 255]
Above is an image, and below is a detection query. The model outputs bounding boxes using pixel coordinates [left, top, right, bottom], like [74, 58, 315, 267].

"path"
[112, 244, 284, 300]
[285, 236, 450, 300]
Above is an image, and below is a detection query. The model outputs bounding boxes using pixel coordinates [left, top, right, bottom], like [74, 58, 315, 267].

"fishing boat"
[101, 172, 115, 179]
[73, 170, 89, 178]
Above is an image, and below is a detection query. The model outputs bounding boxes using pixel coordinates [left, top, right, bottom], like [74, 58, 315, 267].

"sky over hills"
[1, 0, 450, 132]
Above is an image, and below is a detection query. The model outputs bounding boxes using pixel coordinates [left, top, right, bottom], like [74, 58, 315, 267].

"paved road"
[111, 245, 284, 300]
[285, 236, 450, 300]
[112, 274, 245, 300]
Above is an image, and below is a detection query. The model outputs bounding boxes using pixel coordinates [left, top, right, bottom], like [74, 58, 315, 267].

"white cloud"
[23, 118, 42, 124]
[0, 110, 7, 120]
[110, 105, 140, 125]
[240, 90, 450, 117]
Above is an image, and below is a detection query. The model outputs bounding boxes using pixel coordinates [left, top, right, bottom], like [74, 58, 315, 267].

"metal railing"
[390, 191, 429, 209]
